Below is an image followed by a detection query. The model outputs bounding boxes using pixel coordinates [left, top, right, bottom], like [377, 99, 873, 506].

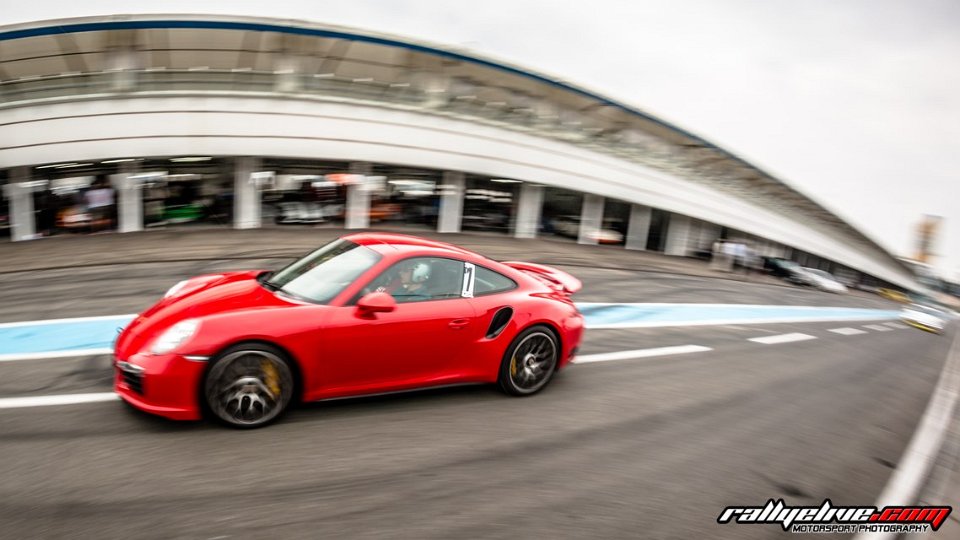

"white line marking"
[589, 315, 897, 329]
[748, 333, 817, 344]
[864, 324, 892, 332]
[0, 314, 136, 329]
[853, 329, 960, 540]
[885, 322, 907, 329]
[577, 302, 884, 309]
[0, 346, 716, 411]
[574, 345, 712, 364]
[0, 348, 114, 363]
[0, 311, 896, 332]
[829, 327, 868, 335]
[0, 392, 119, 409]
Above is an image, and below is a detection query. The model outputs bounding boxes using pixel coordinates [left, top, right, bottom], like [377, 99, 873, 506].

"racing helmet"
[409, 261, 431, 283]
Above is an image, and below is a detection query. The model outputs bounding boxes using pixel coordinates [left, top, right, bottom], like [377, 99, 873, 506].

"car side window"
[364, 257, 465, 304]
[474, 266, 517, 296]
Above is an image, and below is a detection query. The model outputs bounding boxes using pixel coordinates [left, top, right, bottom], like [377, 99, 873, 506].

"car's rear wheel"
[203, 343, 295, 428]
[498, 325, 559, 396]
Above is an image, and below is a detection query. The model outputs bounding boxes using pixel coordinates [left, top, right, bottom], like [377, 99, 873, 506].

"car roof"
[340, 233, 542, 286]
[343, 232, 482, 258]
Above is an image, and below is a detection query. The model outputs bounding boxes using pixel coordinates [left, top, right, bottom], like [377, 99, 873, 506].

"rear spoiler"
[501, 261, 582, 294]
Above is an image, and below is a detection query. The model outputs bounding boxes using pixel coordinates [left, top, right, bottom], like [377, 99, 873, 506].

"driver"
[377, 260, 432, 302]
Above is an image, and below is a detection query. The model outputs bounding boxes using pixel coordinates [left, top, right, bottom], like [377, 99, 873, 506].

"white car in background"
[900, 303, 947, 334]
[801, 268, 848, 293]
[551, 216, 624, 244]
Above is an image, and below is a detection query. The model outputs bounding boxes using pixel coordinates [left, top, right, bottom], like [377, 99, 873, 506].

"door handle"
[448, 318, 470, 330]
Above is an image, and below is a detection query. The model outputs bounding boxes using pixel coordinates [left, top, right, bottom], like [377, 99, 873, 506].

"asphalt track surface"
[0, 258, 951, 539]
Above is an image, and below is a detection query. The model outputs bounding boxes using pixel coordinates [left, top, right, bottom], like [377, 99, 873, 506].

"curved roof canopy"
[0, 14, 910, 276]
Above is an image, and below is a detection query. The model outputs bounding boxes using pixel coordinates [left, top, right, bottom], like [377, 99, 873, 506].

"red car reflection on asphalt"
[114, 233, 584, 428]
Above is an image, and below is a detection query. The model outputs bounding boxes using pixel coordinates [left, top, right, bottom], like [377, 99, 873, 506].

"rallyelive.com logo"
[717, 499, 952, 534]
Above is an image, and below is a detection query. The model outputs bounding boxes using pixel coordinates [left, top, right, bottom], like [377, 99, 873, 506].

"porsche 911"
[114, 233, 584, 428]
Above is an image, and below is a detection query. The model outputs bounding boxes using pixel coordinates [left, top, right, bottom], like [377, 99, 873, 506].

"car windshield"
[265, 239, 381, 304]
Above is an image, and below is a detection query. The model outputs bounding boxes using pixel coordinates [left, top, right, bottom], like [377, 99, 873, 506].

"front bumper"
[114, 352, 207, 421]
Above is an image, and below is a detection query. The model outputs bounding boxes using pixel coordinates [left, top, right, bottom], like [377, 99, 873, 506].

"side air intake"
[486, 307, 513, 339]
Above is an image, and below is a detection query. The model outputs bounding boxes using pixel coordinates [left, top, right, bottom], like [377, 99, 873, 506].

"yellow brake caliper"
[261, 360, 281, 397]
[510, 354, 518, 377]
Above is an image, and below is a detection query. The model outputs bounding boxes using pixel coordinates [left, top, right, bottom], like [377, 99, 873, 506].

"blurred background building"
[0, 14, 925, 291]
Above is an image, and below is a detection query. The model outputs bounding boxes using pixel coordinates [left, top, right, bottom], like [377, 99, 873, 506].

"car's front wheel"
[203, 343, 295, 428]
[498, 325, 559, 396]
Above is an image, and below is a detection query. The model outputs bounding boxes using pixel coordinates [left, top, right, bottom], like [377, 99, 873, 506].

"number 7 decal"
[462, 262, 475, 298]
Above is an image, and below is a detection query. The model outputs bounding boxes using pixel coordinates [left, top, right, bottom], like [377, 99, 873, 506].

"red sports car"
[114, 233, 584, 428]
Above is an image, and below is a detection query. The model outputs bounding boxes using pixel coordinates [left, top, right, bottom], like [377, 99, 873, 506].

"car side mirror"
[356, 292, 396, 315]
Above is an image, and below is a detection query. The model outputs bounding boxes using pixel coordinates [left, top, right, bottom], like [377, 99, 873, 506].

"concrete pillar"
[513, 183, 543, 239]
[664, 213, 692, 256]
[625, 204, 652, 251]
[437, 171, 465, 234]
[110, 163, 143, 233]
[760, 240, 773, 257]
[685, 219, 699, 251]
[233, 157, 261, 229]
[577, 194, 604, 245]
[345, 162, 372, 230]
[700, 222, 722, 250]
[5, 167, 36, 241]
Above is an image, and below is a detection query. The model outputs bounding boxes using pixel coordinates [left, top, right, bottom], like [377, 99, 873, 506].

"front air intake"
[486, 307, 514, 339]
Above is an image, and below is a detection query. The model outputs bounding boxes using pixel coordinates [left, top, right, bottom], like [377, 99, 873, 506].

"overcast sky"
[5, 1, 960, 277]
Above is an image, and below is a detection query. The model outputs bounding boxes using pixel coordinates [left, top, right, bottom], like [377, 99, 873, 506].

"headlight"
[164, 280, 189, 298]
[151, 319, 200, 354]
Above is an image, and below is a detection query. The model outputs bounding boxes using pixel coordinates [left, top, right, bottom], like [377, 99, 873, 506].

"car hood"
[116, 271, 293, 356]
